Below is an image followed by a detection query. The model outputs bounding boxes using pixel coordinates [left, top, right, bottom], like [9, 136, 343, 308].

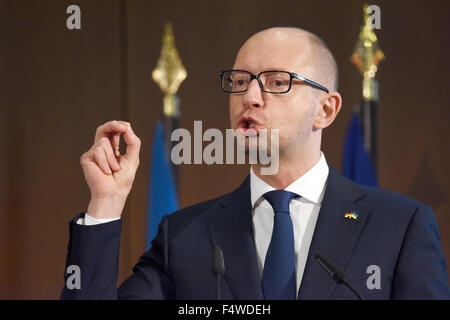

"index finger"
[94, 120, 128, 144]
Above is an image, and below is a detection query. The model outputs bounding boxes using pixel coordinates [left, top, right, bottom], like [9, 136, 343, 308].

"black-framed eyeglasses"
[220, 70, 329, 94]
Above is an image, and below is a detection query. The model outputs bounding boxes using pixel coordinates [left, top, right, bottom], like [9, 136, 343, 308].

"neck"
[252, 150, 321, 189]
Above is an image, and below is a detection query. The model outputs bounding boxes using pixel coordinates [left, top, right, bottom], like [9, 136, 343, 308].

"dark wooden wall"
[1, 0, 448, 299]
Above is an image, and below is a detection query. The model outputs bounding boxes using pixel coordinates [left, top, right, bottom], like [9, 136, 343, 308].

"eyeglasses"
[220, 70, 329, 94]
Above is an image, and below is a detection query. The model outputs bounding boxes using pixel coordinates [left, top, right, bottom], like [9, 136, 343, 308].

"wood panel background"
[0, 0, 448, 299]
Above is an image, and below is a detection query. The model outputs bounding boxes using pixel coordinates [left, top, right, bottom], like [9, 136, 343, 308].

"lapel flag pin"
[344, 211, 359, 220]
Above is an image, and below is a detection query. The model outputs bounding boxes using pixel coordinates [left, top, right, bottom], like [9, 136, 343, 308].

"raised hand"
[80, 120, 141, 219]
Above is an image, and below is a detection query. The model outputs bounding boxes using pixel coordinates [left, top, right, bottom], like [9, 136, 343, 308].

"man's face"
[229, 31, 321, 158]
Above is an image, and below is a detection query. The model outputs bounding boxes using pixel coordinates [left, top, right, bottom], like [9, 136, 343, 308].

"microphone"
[212, 245, 225, 300]
[315, 253, 365, 300]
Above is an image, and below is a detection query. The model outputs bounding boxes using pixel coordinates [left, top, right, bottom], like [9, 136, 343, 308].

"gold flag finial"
[152, 22, 187, 117]
[351, 4, 385, 101]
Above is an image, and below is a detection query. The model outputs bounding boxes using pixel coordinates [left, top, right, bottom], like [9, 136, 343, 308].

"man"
[62, 27, 449, 299]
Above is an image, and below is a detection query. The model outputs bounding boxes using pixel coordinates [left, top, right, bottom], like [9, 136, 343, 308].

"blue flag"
[147, 121, 178, 249]
[342, 112, 377, 187]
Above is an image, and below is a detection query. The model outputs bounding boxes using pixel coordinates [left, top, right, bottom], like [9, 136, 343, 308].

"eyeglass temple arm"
[294, 74, 329, 93]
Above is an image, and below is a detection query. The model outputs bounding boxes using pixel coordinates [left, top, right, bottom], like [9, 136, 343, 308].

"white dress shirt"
[251, 152, 329, 295]
[76, 213, 119, 225]
[78, 152, 329, 297]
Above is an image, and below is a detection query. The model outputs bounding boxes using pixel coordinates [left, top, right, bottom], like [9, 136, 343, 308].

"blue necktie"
[262, 190, 298, 300]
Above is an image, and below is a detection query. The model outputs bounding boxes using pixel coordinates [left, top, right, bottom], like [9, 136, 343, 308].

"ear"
[313, 91, 342, 130]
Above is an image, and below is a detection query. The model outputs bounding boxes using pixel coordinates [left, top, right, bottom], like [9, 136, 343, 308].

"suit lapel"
[298, 167, 371, 300]
[206, 168, 371, 300]
[207, 176, 264, 300]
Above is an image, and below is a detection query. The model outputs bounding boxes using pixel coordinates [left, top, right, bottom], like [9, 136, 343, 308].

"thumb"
[122, 125, 141, 166]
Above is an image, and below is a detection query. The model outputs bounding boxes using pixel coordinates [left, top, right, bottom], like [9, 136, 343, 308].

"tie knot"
[263, 190, 298, 214]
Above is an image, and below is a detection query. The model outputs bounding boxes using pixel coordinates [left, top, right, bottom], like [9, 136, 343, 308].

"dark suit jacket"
[61, 167, 449, 299]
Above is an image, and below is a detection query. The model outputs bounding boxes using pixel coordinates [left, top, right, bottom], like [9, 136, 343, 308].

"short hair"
[240, 27, 339, 92]
[306, 33, 339, 92]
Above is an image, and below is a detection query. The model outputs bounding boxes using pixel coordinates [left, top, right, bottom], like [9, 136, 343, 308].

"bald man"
[62, 27, 449, 300]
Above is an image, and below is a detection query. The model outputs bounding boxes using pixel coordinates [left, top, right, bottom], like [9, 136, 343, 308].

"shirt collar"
[250, 152, 329, 208]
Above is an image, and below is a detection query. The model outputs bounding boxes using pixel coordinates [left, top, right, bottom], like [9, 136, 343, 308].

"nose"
[242, 79, 264, 109]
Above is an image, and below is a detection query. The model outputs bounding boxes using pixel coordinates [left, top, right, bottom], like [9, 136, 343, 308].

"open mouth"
[238, 117, 262, 136]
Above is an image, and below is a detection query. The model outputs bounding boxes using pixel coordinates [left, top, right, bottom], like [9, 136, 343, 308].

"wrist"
[87, 196, 127, 219]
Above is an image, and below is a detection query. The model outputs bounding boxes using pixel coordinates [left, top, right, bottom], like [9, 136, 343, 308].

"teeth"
[241, 119, 256, 129]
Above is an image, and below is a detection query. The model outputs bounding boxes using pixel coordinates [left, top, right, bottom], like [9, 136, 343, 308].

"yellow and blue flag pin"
[344, 211, 359, 220]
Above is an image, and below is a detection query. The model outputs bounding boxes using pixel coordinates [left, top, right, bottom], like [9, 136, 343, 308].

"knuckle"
[80, 152, 88, 164]
[94, 146, 104, 156]
[98, 136, 110, 146]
